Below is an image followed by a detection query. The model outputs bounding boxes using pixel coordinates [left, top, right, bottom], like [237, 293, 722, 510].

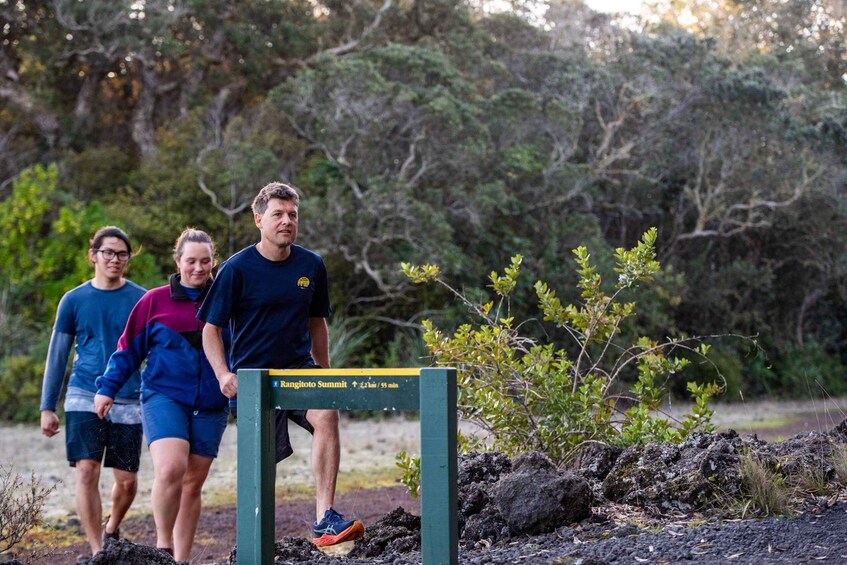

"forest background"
[0, 0, 845, 423]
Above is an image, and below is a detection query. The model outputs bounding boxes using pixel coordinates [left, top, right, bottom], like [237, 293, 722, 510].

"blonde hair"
[173, 228, 215, 264]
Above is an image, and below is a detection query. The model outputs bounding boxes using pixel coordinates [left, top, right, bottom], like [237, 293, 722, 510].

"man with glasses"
[40, 226, 147, 559]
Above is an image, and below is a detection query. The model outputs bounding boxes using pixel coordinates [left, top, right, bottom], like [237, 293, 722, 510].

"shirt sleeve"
[40, 330, 74, 411]
[40, 294, 76, 411]
[309, 257, 331, 318]
[95, 293, 153, 399]
[198, 260, 237, 327]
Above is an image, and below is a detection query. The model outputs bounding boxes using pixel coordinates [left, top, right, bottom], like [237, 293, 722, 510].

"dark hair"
[173, 227, 215, 263]
[251, 182, 300, 216]
[90, 226, 132, 254]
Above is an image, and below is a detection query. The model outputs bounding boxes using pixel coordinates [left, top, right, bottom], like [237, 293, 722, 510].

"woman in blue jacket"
[95, 228, 227, 560]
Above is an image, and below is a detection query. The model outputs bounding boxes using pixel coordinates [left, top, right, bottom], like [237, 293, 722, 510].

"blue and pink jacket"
[96, 274, 228, 412]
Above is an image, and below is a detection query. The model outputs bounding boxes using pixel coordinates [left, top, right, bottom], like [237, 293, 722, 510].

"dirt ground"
[20, 485, 420, 564]
[7, 414, 422, 564]
[5, 398, 847, 564]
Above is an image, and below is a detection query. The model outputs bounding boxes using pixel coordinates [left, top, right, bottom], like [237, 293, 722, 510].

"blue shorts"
[65, 411, 143, 472]
[141, 393, 228, 458]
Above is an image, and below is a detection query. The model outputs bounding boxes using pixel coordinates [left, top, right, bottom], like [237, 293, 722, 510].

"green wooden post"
[419, 367, 458, 565]
[236, 367, 457, 565]
[236, 369, 275, 565]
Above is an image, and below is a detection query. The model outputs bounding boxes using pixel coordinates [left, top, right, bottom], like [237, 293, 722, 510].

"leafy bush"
[773, 342, 847, 398]
[0, 356, 44, 423]
[397, 229, 723, 489]
[675, 342, 746, 401]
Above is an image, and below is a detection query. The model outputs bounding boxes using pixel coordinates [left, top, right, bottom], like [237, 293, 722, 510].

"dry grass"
[794, 465, 831, 496]
[738, 451, 792, 517]
[0, 465, 56, 553]
[831, 443, 847, 487]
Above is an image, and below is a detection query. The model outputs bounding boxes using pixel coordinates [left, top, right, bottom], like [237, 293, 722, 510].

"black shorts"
[65, 411, 143, 472]
[230, 407, 314, 463]
[274, 409, 314, 463]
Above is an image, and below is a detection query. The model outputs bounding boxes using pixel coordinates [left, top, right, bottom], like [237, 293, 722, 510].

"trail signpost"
[236, 367, 458, 564]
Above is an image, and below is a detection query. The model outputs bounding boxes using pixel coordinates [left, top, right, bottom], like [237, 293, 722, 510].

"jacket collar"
[169, 273, 211, 302]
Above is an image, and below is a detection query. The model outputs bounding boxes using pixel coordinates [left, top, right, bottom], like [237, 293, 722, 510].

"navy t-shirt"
[197, 244, 331, 371]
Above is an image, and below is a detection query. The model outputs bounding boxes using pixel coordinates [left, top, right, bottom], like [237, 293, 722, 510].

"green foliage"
[402, 230, 721, 480]
[772, 342, 847, 398]
[2, 0, 846, 413]
[674, 343, 746, 401]
[0, 164, 160, 323]
[328, 317, 377, 368]
[0, 356, 44, 423]
[394, 451, 420, 499]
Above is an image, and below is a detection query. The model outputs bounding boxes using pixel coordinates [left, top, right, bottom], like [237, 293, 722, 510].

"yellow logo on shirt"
[297, 276, 310, 289]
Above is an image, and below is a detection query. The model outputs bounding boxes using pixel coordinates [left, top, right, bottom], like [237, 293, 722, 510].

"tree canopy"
[1, 0, 845, 413]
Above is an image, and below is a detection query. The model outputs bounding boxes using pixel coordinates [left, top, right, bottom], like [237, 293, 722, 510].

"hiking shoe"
[102, 526, 119, 545]
[312, 508, 365, 547]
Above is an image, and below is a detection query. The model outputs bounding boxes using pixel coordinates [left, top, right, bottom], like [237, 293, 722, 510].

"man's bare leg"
[75, 459, 104, 555]
[307, 409, 340, 520]
[104, 468, 138, 537]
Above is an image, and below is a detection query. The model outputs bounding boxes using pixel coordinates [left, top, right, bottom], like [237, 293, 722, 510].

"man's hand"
[219, 372, 238, 398]
[40, 410, 60, 437]
[94, 394, 114, 419]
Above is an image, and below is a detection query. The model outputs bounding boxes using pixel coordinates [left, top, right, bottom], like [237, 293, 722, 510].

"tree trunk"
[0, 85, 59, 147]
[131, 57, 159, 160]
[796, 288, 824, 347]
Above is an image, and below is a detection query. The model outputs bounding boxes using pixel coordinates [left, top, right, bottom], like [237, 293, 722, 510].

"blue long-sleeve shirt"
[41, 279, 146, 411]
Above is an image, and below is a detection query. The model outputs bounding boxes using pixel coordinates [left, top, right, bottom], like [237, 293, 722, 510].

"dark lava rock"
[602, 432, 755, 512]
[228, 537, 322, 564]
[87, 538, 176, 565]
[493, 451, 592, 535]
[459, 481, 490, 517]
[348, 506, 421, 558]
[461, 505, 510, 547]
[573, 442, 622, 481]
[458, 450, 511, 487]
[457, 450, 512, 543]
[762, 430, 840, 483]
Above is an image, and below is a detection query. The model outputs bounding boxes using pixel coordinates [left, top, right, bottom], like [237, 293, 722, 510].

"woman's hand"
[94, 393, 114, 419]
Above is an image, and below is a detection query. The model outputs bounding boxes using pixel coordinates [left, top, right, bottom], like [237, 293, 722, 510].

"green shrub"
[740, 351, 779, 399]
[773, 342, 847, 398]
[0, 356, 44, 423]
[397, 229, 724, 491]
[675, 342, 745, 401]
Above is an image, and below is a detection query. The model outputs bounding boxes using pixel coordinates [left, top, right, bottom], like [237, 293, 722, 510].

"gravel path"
[292, 501, 847, 564]
[460, 502, 847, 564]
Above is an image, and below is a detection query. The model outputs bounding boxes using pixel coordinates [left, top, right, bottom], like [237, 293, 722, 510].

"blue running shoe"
[312, 507, 365, 547]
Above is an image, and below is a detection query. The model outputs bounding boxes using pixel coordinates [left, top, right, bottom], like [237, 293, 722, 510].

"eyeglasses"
[95, 249, 131, 261]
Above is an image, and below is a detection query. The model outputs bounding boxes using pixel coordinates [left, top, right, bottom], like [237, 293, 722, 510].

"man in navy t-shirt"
[199, 182, 365, 548]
